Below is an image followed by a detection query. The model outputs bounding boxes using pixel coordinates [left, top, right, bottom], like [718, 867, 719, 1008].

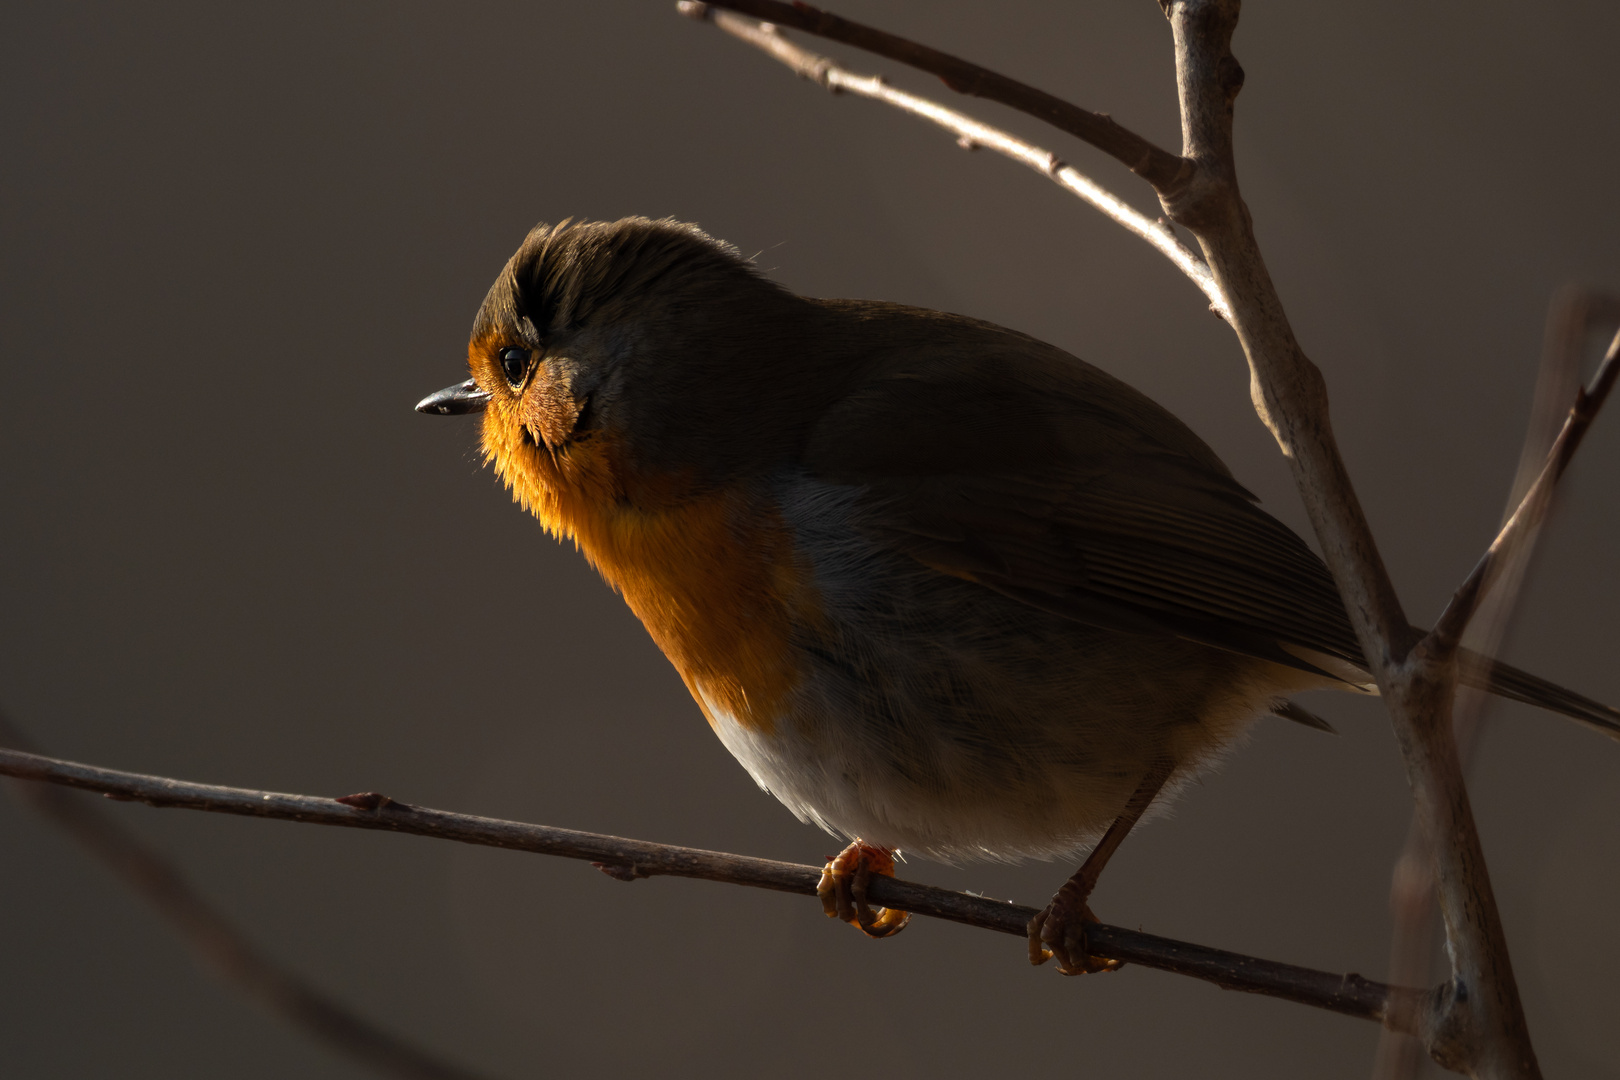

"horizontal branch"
[0, 744, 1427, 1032]
[679, 3, 1228, 317]
[694, 0, 1194, 193]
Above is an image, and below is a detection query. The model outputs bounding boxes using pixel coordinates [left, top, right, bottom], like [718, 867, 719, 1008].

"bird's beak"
[415, 378, 491, 416]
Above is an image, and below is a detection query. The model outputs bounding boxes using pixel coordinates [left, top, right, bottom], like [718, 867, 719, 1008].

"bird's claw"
[1027, 882, 1122, 975]
[817, 840, 910, 939]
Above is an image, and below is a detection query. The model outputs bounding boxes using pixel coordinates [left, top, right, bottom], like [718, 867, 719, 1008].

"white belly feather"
[701, 476, 1317, 863]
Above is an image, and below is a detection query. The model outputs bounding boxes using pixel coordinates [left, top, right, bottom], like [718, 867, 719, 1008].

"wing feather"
[799, 307, 1368, 681]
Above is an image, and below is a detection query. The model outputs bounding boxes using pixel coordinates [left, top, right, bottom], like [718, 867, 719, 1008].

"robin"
[418, 216, 1619, 974]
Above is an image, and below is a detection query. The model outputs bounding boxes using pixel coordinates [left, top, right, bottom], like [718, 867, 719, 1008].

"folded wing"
[800, 305, 1365, 685]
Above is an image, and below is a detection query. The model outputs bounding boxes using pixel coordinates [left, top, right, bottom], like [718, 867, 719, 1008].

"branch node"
[1222, 56, 1245, 103]
[335, 791, 396, 811]
[593, 861, 651, 882]
[1424, 975, 1477, 1074]
[1157, 168, 1226, 232]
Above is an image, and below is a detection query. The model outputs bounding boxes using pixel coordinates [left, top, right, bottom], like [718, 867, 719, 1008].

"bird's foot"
[817, 840, 911, 939]
[1027, 880, 1122, 976]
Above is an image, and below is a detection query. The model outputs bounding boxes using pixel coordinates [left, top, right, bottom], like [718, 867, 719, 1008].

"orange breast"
[487, 421, 811, 736]
[588, 490, 813, 737]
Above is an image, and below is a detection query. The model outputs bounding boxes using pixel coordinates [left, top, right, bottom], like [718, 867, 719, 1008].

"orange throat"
[487, 422, 809, 736]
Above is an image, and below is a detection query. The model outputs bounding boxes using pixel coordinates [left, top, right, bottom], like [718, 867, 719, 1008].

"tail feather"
[1271, 699, 1339, 734]
[1459, 650, 1620, 742]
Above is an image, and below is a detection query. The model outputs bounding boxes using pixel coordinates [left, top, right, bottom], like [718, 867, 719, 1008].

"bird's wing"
[799, 312, 1369, 683]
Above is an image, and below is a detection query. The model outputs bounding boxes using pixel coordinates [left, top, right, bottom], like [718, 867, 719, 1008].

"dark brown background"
[2, 2, 1617, 1077]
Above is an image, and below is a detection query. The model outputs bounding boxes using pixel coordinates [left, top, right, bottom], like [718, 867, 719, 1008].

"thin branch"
[0, 743, 1430, 1032]
[692, 0, 1193, 193]
[1427, 326, 1620, 655]
[1374, 291, 1620, 1080]
[1162, 2, 1538, 1075]
[1515, 289, 1620, 506]
[678, 3, 1229, 318]
[0, 717, 496, 1080]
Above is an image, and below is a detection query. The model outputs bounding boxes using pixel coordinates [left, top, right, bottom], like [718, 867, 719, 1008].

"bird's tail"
[1459, 649, 1620, 742]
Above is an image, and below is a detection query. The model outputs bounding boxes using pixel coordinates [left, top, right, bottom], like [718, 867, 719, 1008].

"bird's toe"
[817, 840, 911, 939]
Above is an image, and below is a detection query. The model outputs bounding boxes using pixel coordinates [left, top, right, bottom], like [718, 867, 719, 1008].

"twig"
[678, 3, 1228, 318]
[1374, 293, 1620, 1080]
[1515, 289, 1620, 505]
[691, 0, 1193, 194]
[1427, 326, 1620, 655]
[682, 4, 1222, 315]
[0, 717, 498, 1080]
[0, 742, 1430, 1032]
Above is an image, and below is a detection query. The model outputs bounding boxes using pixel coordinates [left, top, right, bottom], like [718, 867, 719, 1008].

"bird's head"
[418, 217, 810, 535]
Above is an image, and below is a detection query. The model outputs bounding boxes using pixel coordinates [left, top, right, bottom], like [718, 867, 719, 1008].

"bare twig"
[692, 0, 1193, 193]
[678, 3, 1229, 317]
[1516, 290, 1620, 504]
[1427, 326, 1620, 655]
[0, 718, 497, 1080]
[0, 742, 1430, 1031]
[1374, 293, 1620, 1080]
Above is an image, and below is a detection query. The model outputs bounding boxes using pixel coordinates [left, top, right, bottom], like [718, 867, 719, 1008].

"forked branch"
[1375, 296, 1620, 1080]
[1166, 4, 1533, 1074]
[1427, 327, 1620, 655]
[678, 2, 1228, 316]
[693, 0, 1194, 193]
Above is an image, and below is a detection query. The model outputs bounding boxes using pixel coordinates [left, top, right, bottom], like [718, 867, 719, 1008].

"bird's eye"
[499, 346, 533, 388]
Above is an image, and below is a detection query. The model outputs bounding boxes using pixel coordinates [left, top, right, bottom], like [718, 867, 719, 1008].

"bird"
[417, 216, 1620, 973]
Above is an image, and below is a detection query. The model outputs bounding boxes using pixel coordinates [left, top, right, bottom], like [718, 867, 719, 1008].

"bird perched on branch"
[418, 216, 1619, 973]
